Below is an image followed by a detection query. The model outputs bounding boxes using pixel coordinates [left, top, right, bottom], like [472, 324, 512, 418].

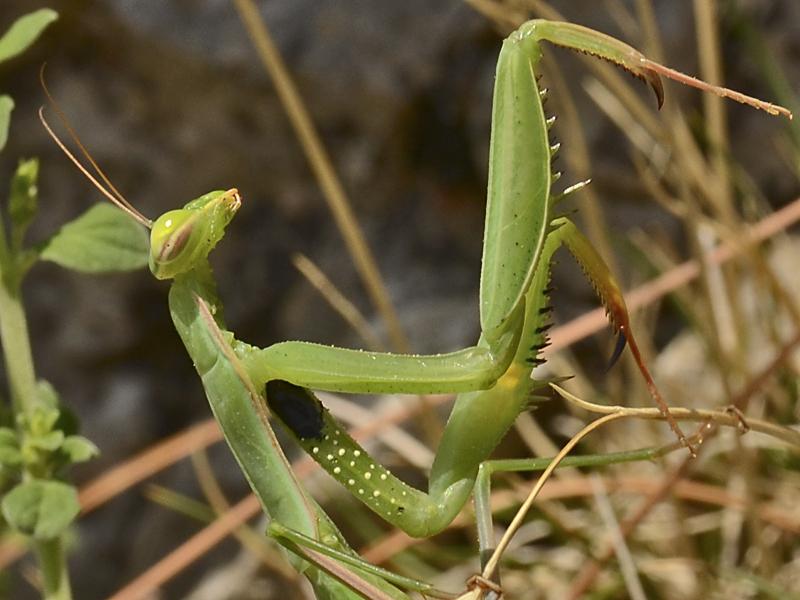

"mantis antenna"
[38, 67, 153, 228]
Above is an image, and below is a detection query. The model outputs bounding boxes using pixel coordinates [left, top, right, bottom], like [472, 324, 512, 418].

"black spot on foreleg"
[265, 380, 325, 440]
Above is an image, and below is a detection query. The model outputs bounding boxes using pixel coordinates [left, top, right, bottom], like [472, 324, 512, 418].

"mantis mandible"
[41, 18, 790, 598]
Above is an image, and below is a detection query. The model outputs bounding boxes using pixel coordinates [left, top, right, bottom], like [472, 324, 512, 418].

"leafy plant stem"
[33, 537, 71, 600]
[0, 212, 72, 600]
[0, 271, 38, 415]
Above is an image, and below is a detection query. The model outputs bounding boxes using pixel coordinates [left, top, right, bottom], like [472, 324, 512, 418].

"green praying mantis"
[40, 18, 791, 600]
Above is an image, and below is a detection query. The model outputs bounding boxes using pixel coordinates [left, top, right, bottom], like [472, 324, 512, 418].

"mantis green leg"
[232, 20, 621, 398]
[473, 447, 667, 571]
[231, 18, 666, 403]
[262, 446, 668, 598]
[268, 522, 451, 598]
[234, 315, 523, 395]
[256, 217, 637, 539]
[212, 17, 691, 540]
[230, 17, 690, 471]
[168, 269, 408, 600]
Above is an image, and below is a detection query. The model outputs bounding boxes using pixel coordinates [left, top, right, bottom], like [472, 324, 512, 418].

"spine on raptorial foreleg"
[265, 379, 469, 537]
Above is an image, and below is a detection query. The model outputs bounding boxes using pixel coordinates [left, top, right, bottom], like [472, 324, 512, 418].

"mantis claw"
[605, 331, 627, 373]
[639, 66, 665, 109]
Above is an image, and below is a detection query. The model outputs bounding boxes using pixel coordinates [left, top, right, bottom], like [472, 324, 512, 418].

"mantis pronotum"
[41, 18, 790, 599]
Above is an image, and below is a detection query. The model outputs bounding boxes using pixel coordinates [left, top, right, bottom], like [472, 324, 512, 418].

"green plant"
[0, 10, 151, 599]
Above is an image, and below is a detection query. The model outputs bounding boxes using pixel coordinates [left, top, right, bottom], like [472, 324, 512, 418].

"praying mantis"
[41, 17, 791, 600]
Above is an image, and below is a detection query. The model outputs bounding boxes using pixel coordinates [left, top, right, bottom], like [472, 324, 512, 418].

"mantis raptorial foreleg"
[243, 216, 661, 539]
[40, 15, 791, 600]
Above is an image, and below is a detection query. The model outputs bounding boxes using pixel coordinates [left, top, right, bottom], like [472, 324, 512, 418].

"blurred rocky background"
[0, 1, 798, 598]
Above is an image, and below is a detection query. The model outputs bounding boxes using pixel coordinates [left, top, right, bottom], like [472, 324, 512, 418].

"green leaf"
[0, 427, 20, 467]
[26, 430, 63, 452]
[40, 204, 149, 273]
[0, 95, 13, 152]
[0, 9, 58, 64]
[60, 436, 98, 464]
[25, 406, 59, 437]
[35, 379, 59, 410]
[1, 480, 79, 539]
[0, 445, 22, 467]
[8, 158, 39, 247]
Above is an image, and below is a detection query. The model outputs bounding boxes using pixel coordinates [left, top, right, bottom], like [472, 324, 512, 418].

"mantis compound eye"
[153, 211, 193, 262]
[149, 209, 198, 279]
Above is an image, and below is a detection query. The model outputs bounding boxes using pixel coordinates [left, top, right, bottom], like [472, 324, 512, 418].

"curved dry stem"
[550, 383, 800, 448]
[481, 381, 800, 587]
[481, 412, 626, 581]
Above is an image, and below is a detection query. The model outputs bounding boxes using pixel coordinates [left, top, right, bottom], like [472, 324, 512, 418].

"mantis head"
[38, 83, 242, 281]
[149, 188, 242, 280]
